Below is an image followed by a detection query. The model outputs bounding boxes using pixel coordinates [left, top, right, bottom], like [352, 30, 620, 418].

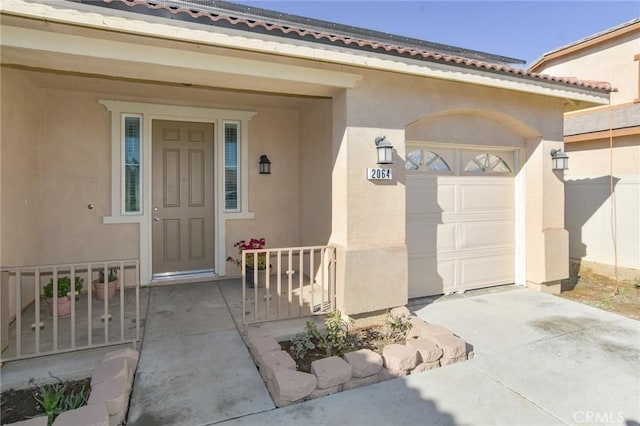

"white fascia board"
[1, 0, 608, 104]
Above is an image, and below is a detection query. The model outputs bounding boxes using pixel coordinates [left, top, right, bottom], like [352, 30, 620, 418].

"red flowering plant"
[227, 238, 267, 270]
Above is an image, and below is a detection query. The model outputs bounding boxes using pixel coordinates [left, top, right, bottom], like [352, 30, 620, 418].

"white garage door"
[406, 146, 516, 298]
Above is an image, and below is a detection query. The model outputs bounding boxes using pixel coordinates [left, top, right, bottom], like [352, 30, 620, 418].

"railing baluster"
[321, 248, 326, 312]
[135, 261, 140, 342]
[309, 248, 315, 315]
[299, 249, 304, 316]
[120, 261, 125, 341]
[87, 265, 93, 347]
[34, 268, 41, 354]
[276, 251, 282, 318]
[287, 250, 293, 317]
[15, 270, 22, 357]
[70, 266, 76, 350]
[330, 248, 336, 311]
[265, 252, 270, 321]
[103, 264, 109, 344]
[53, 267, 58, 351]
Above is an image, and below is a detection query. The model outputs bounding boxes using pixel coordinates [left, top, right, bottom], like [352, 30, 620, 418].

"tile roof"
[97, 0, 613, 93]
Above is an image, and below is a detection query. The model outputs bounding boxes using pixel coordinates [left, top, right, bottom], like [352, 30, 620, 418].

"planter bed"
[244, 307, 473, 407]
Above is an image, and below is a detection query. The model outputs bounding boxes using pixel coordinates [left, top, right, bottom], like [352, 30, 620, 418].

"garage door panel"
[460, 220, 515, 250]
[408, 255, 454, 298]
[407, 221, 455, 254]
[460, 183, 514, 212]
[407, 177, 455, 214]
[459, 254, 515, 289]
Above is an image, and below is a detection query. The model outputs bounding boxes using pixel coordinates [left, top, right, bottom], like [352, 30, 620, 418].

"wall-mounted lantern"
[375, 136, 393, 165]
[550, 149, 569, 171]
[259, 155, 271, 174]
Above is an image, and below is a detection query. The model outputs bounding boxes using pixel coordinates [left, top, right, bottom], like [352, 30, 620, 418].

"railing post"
[241, 250, 246, 326]
[135, 260, 140, 342]
[309, 248, 315, 314]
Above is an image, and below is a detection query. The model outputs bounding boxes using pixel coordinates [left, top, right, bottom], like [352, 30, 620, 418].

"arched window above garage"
[464, 153, 511, 173]
[405, 150, 451, 172]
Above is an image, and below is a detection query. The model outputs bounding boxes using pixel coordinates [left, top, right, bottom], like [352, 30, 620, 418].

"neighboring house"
[530, 19, 640, 276]
[1, 0, 610, 331]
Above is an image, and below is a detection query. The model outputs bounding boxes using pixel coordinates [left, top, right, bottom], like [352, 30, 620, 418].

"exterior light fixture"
[375, 136, 394, 165]
[550, 149, 569, 171]
[259, 155, 271, 174]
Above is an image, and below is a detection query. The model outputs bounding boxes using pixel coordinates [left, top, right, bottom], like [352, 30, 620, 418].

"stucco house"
[530, 18, 640, 277]
[1, 0, 612, 357]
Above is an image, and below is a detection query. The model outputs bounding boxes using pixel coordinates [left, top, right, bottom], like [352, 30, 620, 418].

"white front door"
[406, 146, 516, 297]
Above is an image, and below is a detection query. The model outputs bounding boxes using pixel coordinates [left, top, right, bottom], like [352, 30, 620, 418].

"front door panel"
[152, 120, 214, 276]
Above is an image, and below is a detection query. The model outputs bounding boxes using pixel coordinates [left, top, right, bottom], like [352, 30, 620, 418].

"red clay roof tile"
[101, 0, 613, 93]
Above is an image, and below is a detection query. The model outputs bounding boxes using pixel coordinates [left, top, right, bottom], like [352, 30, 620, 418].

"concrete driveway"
[219, 286, 639, 426]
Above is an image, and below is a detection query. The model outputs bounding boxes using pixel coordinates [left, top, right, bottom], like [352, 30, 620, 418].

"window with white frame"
[224, 122, 240, 211]
[123, 115, 142, 214]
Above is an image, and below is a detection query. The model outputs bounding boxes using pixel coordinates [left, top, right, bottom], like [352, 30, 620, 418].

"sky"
[233, 1, 639, 66]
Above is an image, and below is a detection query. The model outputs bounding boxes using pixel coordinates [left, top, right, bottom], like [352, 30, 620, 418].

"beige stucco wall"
[1, 68, 42, 322]
[330, 68, 568, 313]
[535, 30, 639, 104]
[1, 68, 42, 268]
[565, 136, 640, 176]
[225, 107, 302, 275]
[298, 99, 332, 247]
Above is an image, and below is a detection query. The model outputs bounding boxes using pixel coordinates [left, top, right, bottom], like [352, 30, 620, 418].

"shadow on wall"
[564, 175, 620, 265]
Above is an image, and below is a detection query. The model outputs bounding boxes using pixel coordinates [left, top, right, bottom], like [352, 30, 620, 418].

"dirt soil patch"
[560, 265, 640, 321]
[281, 326, 400, 373]
[0, 378, 91, 425]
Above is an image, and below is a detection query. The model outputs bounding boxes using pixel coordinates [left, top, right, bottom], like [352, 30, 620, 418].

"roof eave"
[0, 0, 611, 106]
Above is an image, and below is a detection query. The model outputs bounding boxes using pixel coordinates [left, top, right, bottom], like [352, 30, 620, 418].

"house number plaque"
[367, 168, 393, 180]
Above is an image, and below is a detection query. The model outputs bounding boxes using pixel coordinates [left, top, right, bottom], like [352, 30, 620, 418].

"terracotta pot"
[93, 279, 118, 300]
[46, 296, 71, 317]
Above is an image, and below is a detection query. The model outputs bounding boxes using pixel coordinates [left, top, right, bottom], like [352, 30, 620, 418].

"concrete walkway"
[126, 282, 273, 426]
[122, 282, 639, 425]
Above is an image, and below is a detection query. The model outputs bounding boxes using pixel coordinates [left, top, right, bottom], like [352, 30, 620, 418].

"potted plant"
[44, 276, 83, 317]
[93, 268, 118, 300]
[227, 238, 267, 288]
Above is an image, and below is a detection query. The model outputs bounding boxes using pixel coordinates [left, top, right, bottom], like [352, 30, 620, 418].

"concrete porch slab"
[143, 283, 236, 340]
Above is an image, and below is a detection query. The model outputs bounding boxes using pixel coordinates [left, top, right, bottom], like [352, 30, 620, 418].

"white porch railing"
[242, 246, 336, 325]
[0, 260, 140, 362]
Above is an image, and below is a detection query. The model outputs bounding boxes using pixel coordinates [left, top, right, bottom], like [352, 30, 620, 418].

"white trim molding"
[100, 100, 256, 285]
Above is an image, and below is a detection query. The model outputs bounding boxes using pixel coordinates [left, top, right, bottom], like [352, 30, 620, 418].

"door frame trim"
[100, 100, 256, 285]
[405, 141, 526, 291]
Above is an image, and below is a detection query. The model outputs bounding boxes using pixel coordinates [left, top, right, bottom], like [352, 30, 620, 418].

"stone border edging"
[7, 348, 140, 426]
[245, 307, 473, 407]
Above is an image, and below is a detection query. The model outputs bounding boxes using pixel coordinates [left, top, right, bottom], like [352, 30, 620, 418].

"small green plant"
[31, 376, 88, 426]
[382, 312, 412, 342]
[32, 380, 65, 424]
[291, 329, 316, 360]
[96, 268, 118, 283]
[43, 276, 83, 299]
[322, 310, 354, 356]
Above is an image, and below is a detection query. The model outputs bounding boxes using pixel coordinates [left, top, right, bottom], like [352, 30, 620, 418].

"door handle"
[153, 217, 160, 221]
